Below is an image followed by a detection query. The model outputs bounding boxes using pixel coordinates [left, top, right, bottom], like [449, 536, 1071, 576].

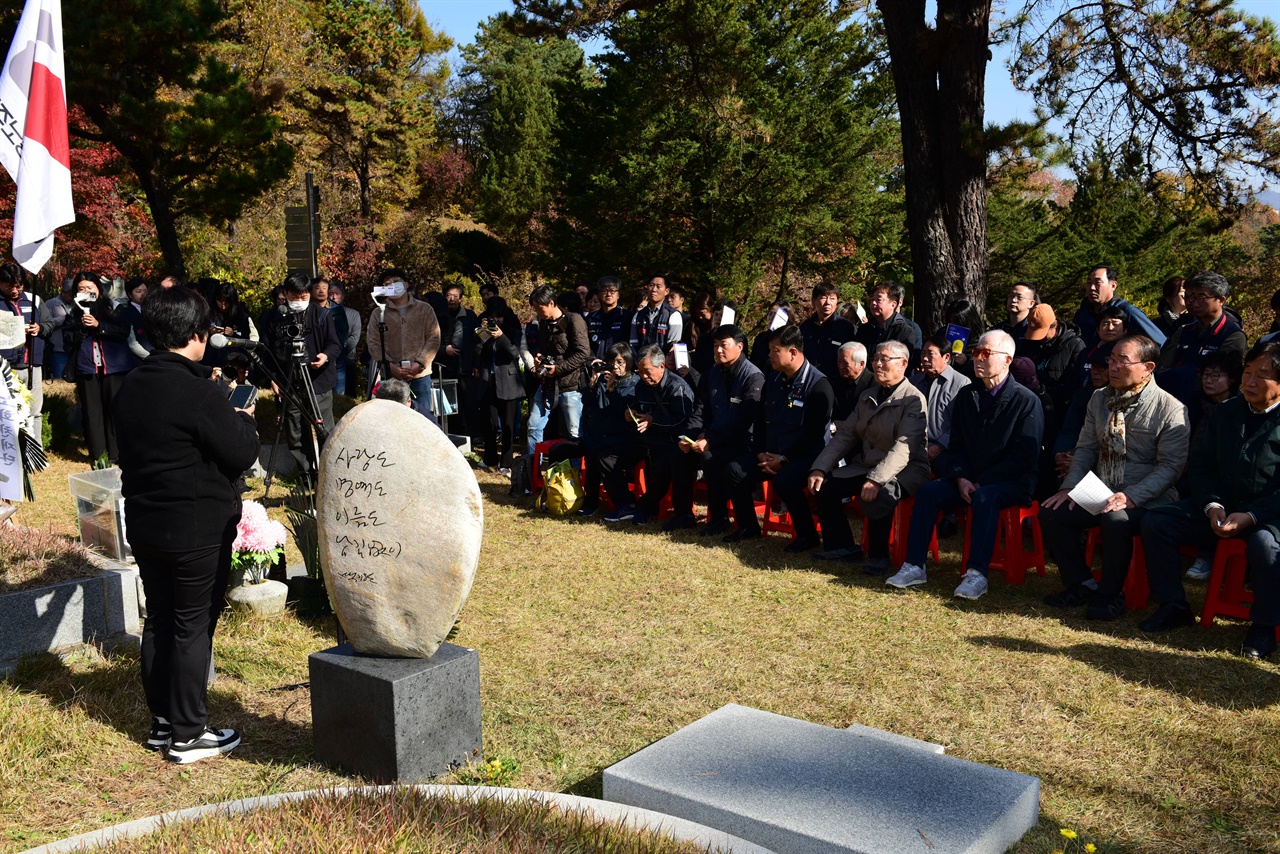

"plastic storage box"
[68, 467, 130, 561]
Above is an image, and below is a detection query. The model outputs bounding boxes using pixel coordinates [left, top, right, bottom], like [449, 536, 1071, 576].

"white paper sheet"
[0, 314, 25, 351]
[673, 342, 690, 369]
[719, 306, 736, 327]
[769, 307, 789, 330]
[1068, 470, 1114, 516]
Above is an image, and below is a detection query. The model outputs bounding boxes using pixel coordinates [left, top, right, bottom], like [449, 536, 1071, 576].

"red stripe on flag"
[23, 62, 70, 170]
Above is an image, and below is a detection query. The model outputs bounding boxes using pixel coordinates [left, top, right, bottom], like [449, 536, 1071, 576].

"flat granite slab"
[603, 704, 1038, 854]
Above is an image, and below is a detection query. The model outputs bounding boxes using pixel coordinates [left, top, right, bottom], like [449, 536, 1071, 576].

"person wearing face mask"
[263, 271, 341, 478]
[64, 271, 134, 464]
[365, 268, 440, 418]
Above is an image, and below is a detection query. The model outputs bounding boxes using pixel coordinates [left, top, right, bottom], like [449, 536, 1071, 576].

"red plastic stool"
[761, 480, 821, 538]
[1083, 530, 1150, 610]
[633, 460, 672, 517]
[962, 501, 1045, 584]
[530, 440, 566, 492]
[855, 495, 939, 568]
[1200, 538, 1252, 627]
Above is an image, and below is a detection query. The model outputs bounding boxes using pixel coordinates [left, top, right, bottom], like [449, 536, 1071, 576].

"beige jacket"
[366, 299, 441, 379]
[812, 379, 931, 494]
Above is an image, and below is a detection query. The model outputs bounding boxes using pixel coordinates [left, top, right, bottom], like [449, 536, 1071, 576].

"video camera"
[269, 304, 309, 363]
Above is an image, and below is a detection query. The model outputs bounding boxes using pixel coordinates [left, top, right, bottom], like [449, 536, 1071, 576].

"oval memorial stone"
[317, 400, 483, 658]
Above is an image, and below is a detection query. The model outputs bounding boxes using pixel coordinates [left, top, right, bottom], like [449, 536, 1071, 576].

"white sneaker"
[1185, 558, 1212, 581]
[166, 726, 241, 764]
[953, 569, 988, 600]
[886, 563, 927, 589]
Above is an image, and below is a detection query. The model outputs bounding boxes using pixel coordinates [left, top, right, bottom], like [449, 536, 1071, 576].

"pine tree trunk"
[878, 0, 991, 332]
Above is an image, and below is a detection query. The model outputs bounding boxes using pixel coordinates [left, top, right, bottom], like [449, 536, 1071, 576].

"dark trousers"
[598, 444, 648, 508]
[638, 441, 680, 514]
[1142, 512, 1280, 625]
[732, 456, 816, 538]
[483, 393, 522, 469]
[672, 443, 753, 523]
[135, 534, 234, 744]
[77, 371, 126, 464]
[905, 479, 1025, 574]
[702, 446, 760, 531]
[1041, 502, 1147, 597]
[284, 388, 333, 475]
[815, 474, 900, 557]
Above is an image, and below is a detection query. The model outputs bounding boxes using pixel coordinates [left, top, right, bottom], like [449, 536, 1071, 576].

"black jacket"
[1015, 322, 1085, 411]
[936, 377, 1044, 499]
[115, 352, 260, 550]
[801, 314, 858, 379]
[855, 312, 921, 370]
[687, 352, 765, 451]
[262, 303, 340, 394]
[475, 316, 525, 402]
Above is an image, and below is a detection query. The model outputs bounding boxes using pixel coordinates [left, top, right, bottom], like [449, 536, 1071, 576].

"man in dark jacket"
[263, 271, 340, 477]
[526, 285, 590, 455]
[743, 325, 834, 553]
[1140, 340, 1280, 660]
[630, 274, 683, 352]
[884, 330, 1044, 600]
[666, 325, 765, 539]
[994, 282, 1037, 340]
[438, 281, 478, 437]
[832, 341, 873, 421]
[855, 281, 922, 371]
[1015, 304, 1085, 416]
[115, 285, 259, 764]
[586, 276, 632, 360]
[1156, 270, 1247, 405]
[1072, 264, 1166, 348]
[800, 282, 857, 379]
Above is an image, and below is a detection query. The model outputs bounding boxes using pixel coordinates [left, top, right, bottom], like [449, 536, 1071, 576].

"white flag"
[0, 0, 74, 274]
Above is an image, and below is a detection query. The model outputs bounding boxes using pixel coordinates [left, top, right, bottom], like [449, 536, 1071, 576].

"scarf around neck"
[1098, 377, 1150, 490]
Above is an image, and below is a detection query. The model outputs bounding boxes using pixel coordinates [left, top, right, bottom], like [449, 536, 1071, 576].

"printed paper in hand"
[0, 314, 25, 350]
[769, 307, 789, 331]
[673, 342, 690, 369]
[718, 306, 736, 327]
[1068, 470, 1114, 516]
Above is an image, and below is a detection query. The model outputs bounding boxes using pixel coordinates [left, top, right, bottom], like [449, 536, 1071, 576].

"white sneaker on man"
[1184, 558, 1212, 581]
[953, 569, 988, 600]
[885, 563, 927, 589]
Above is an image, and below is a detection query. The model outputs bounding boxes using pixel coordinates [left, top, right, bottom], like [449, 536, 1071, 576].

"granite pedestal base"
[309, 642, 482, 783]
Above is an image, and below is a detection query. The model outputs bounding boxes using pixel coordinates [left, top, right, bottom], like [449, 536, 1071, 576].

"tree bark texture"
[877, 0, 990, 332]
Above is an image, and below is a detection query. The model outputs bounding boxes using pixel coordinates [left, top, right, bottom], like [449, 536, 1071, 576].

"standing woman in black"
[114, 286, 259, 763]
[64, 272, 133, 464]
[475, 296, 525, 473]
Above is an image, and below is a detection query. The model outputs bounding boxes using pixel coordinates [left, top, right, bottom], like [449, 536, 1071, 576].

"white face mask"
[288, 299, 309, 313]
[387, 281, 406, 299]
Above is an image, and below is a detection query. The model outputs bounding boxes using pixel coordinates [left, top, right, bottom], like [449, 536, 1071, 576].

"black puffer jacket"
[1015, 321, 1085, 410]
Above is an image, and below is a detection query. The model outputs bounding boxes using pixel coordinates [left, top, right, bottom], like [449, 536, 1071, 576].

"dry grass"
[92, 788, 712, 854]
[0, 525, 99, 594]
[3, 439, 1280, 852]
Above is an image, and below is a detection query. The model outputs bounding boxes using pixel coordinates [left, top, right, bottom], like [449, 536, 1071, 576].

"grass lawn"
[2, 405, 1279, 852]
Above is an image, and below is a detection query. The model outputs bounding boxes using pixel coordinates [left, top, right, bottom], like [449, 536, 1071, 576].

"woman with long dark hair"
[64, 272, 133, 464]
[475, 296, 525, 473]
[205, 282, 257, 367]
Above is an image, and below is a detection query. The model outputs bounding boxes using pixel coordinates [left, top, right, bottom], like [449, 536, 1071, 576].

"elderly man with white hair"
[808, 340, 930, 574]
[833, 340, 874, 420]
[885, 329, 1044, 599]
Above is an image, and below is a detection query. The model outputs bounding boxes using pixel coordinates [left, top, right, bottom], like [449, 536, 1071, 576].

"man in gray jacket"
[911, 333, 970, 467]
[1040, 333, 1190, 620]
[808, 340, 930, 573]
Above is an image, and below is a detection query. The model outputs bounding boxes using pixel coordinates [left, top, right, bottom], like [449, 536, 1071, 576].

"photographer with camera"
[475, 297, 525, 473]
[366, 268, 440, 416]
[525, 285, 590, 456]
[64, 272, 134, 464]
[262, 271, 340, 478]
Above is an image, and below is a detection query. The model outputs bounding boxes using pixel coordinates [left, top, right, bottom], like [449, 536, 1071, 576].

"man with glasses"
[885, 330, 1044, 599]
[587, 276, 632, 361]
[808, 340, 929, 574]
[995, 282, 1038, 340]
[1040, 334, 1189, 620]
[630, 275, 682, 353]
[1156, 270, 1246, 404]
[1140, 340, 1280, 660]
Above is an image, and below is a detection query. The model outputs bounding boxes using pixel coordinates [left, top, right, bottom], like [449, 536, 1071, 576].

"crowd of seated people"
[504, 266, 1280, 663]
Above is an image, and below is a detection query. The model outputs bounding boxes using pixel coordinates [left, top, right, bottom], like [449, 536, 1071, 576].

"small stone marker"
[603, 704, 1039, 854]
[317, 400, 483, 658]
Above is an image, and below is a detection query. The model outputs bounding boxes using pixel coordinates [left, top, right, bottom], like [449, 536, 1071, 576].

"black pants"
[638, 442, 680, 514]
[284, 388, 333, 475]
[484, 393, 522, 469]
[815, 474, 900, 557]
[77, 372, 126, 464]
[598, 443, 648, 508]
[701, 446, 762, 531]
[1041, 502, 1147, 598]
[736, 456, 817, 540]
[135, 533, 234, 744]
[672, 445, 750, 521]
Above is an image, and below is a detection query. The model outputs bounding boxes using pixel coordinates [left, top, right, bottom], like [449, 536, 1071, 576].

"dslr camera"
[270, 304, 309, 362]
[535, 355, 556, 378]
[587, 359, 608, 376]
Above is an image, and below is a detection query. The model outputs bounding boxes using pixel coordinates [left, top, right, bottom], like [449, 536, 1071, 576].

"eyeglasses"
[1184, 291, 1216, 302]
[1201, 371, 1227, 382]
[1106, 357, 1146, 367]
[871, 354, 905, 364]
[972, 348, 1011, 359]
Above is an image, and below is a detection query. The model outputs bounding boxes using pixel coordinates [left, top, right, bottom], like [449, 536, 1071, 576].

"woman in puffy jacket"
[64, 272, 133, 464]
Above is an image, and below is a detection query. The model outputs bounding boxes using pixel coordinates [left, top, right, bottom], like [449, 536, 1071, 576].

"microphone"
[209, 333, 261, 350]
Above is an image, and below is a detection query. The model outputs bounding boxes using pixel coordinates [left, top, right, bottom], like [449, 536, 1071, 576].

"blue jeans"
[409, 376, 432, 418]
[905, 478, 1026, 574]
[526, 389, 582, 455]
[334, 363, 346, 398]
[47, 351, 68, 381]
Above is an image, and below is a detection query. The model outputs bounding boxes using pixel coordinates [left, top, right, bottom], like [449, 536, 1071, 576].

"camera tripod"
[253, 326, 330, 500]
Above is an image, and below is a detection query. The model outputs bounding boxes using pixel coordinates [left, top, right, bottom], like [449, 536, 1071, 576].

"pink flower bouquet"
[232, 500, 288, 584]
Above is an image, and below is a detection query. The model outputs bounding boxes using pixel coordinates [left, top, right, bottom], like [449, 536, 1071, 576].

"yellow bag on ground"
[537, 458, 585, 516]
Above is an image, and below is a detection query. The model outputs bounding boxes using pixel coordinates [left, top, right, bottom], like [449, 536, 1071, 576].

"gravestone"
[310, 400, 485, 781]
[316, 399, 483, 658]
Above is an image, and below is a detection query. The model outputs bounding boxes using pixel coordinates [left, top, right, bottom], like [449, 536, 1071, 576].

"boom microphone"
[209, 333, 261, 350]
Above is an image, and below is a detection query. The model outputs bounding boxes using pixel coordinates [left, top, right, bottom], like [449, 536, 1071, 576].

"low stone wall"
[0, 556, 141, 674]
